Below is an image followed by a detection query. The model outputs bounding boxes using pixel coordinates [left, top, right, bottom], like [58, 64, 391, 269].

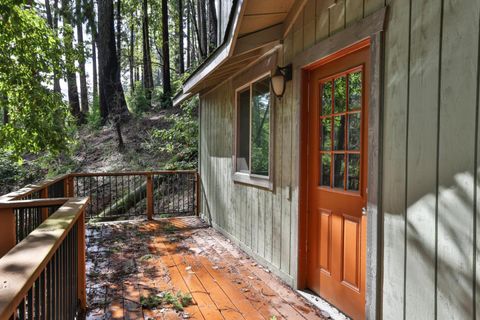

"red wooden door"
[306, 45, 369, 320]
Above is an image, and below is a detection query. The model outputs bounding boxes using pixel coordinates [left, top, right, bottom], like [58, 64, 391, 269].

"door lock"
[362, 207, 367, 215]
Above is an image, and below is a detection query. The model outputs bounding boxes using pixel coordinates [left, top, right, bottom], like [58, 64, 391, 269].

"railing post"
[195, 172, 200, 216]
[40, 187, 49, 221]
[77, 210, 86, 312]
[0, 208, 16, 258]
[146, 174, 154, 220]
[65, 175, 74, 197]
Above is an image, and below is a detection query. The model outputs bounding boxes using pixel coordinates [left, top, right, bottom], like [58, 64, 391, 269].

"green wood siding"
[199, 0, 480, 318]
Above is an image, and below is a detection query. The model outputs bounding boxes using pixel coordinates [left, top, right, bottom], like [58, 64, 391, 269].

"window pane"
[348, 71, 362, 110]
[334, 76, 346, 113]
[236, 89, 250, 172]
[347, 154, 360, 191]
[321, 81, 332, 115]
[333, 115, 345, 150]
[321, 117, 331, 150]
[333, 154, 345, 189]
[251, 78, 271, 176]
[348, 112, 361, 150]
[320, 153, 331, 187]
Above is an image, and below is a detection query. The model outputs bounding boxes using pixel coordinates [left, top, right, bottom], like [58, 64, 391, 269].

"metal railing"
[0, 198, 88, 319]
[71, 170, 198, 220]
[0, 169, 198, 319]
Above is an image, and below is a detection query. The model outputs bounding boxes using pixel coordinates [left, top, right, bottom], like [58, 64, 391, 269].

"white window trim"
[233, 72, 274, 190]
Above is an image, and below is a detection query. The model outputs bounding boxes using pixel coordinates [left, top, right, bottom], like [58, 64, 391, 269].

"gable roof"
[173, 0, 304, 106]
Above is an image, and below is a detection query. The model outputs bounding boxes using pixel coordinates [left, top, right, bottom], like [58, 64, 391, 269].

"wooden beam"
[282, 0, 308, 37]
[234, 23, 283, 55]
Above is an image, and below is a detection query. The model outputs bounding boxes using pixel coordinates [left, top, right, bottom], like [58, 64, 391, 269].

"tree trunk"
[129, 16, 135, 92]
[49, 0, 61, 93]
[178, 0, 184, 74]
[199, 0, 207, 59]
[142, 0, 153, 102]
[207, 0, 217, 53]
[3, 107, 8, 125]
[116, 0, 121, 63]
[97, 0, 129, 122]
[76, 0, 89, 113]
[161, 0, 171, 104]
[87, 0, 98, 99]
[61, 0, 81, 118]
[92, 36, 98, 99]
[186, 2, 191, 69]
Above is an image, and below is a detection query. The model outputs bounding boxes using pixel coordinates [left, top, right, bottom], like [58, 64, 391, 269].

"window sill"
[232, 172, 273, 191]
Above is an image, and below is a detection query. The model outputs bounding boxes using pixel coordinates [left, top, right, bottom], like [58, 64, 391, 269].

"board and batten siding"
[199, 0, 480, 318]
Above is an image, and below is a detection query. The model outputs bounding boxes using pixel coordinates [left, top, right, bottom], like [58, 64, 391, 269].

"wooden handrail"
[0, 197, 88, 319]
[69, 170, 197, 177]
[0, 198, 70, 209]
[0, 174, 69, 202]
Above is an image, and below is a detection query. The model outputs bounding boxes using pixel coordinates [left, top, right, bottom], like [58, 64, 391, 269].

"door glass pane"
[333, 115, 345, 150]
[333, 154, 345, 189]
[348, 112, 361, 150]
[236, 89, 250, 172]
[321, 117, 331, 150]
[334, 76, 346, 113]
[347, 154, 360, 191]
[321, 81, 332, 115]
[251, 77, 271, 176]
[320, 153, 331, 187]
[348, 71, 362, 110]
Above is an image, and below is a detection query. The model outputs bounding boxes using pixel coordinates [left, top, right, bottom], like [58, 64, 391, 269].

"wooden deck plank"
[85, 217, 324, 320]
[171, 254, 225, 320]
[183, 254, 245, 320]
[207, 231, 322, 320]
[194, 232, 311, 320]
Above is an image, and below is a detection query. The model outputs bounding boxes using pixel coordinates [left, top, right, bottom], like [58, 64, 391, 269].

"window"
[234, 75, 272, 187]
[319, 68, 363, 192]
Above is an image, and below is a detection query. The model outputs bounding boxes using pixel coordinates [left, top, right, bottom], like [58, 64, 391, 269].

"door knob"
[362, 207, 367, 215]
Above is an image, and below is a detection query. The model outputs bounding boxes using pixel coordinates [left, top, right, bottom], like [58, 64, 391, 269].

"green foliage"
[251, 79, 271, 176]
[127, 82, 150, 115]
[0, 0, 74, 159]
[87, 95, 102, 130]
[0, 151, 22, 190]
[143, 97, 198, 169]
[140, 291, 193, 311]
[140, 294, 162, 309]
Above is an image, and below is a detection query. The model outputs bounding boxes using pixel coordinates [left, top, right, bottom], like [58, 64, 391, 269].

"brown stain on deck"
[85, 217, 325, 319]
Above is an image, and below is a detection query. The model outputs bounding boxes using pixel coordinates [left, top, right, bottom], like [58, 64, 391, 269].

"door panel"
[306, 45, 370, 320]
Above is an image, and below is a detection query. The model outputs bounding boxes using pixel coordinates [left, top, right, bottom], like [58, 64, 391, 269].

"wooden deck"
[85, 216, 325, 319]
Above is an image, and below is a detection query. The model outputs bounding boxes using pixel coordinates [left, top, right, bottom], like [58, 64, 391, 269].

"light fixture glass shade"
[271, 72, 286, 97]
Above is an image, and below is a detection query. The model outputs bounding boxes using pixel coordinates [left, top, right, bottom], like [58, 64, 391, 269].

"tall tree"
[85, 0, 98, 99]
[142, 0, 154, 101]
[161, 0, 171, 103]
[178, 0, 184, 73]
[129, 13, 135, 92]
[61, 0, 81, 118]
[47, 0, 62, 93]
[198, 0, 207, 59]
[207, 0, 217, 53]
[76, 0, 89, 113]
[186, 1, 191, 69]
[116, 0, 121, 61]
[97, 0, 129, 150]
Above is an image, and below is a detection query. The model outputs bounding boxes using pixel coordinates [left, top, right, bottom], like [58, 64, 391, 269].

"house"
[174, 0, 480, 319]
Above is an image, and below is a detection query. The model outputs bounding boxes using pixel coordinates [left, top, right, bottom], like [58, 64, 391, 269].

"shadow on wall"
[398, 170, 478, 317]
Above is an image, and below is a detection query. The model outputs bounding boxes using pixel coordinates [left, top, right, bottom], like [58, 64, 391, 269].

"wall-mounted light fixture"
[271, 64, 292, 98]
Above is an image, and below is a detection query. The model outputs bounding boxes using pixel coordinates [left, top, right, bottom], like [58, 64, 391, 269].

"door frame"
[294, 7, 387, 319]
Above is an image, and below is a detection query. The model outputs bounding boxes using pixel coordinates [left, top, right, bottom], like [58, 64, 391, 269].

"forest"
[0, 0, 220, 192]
